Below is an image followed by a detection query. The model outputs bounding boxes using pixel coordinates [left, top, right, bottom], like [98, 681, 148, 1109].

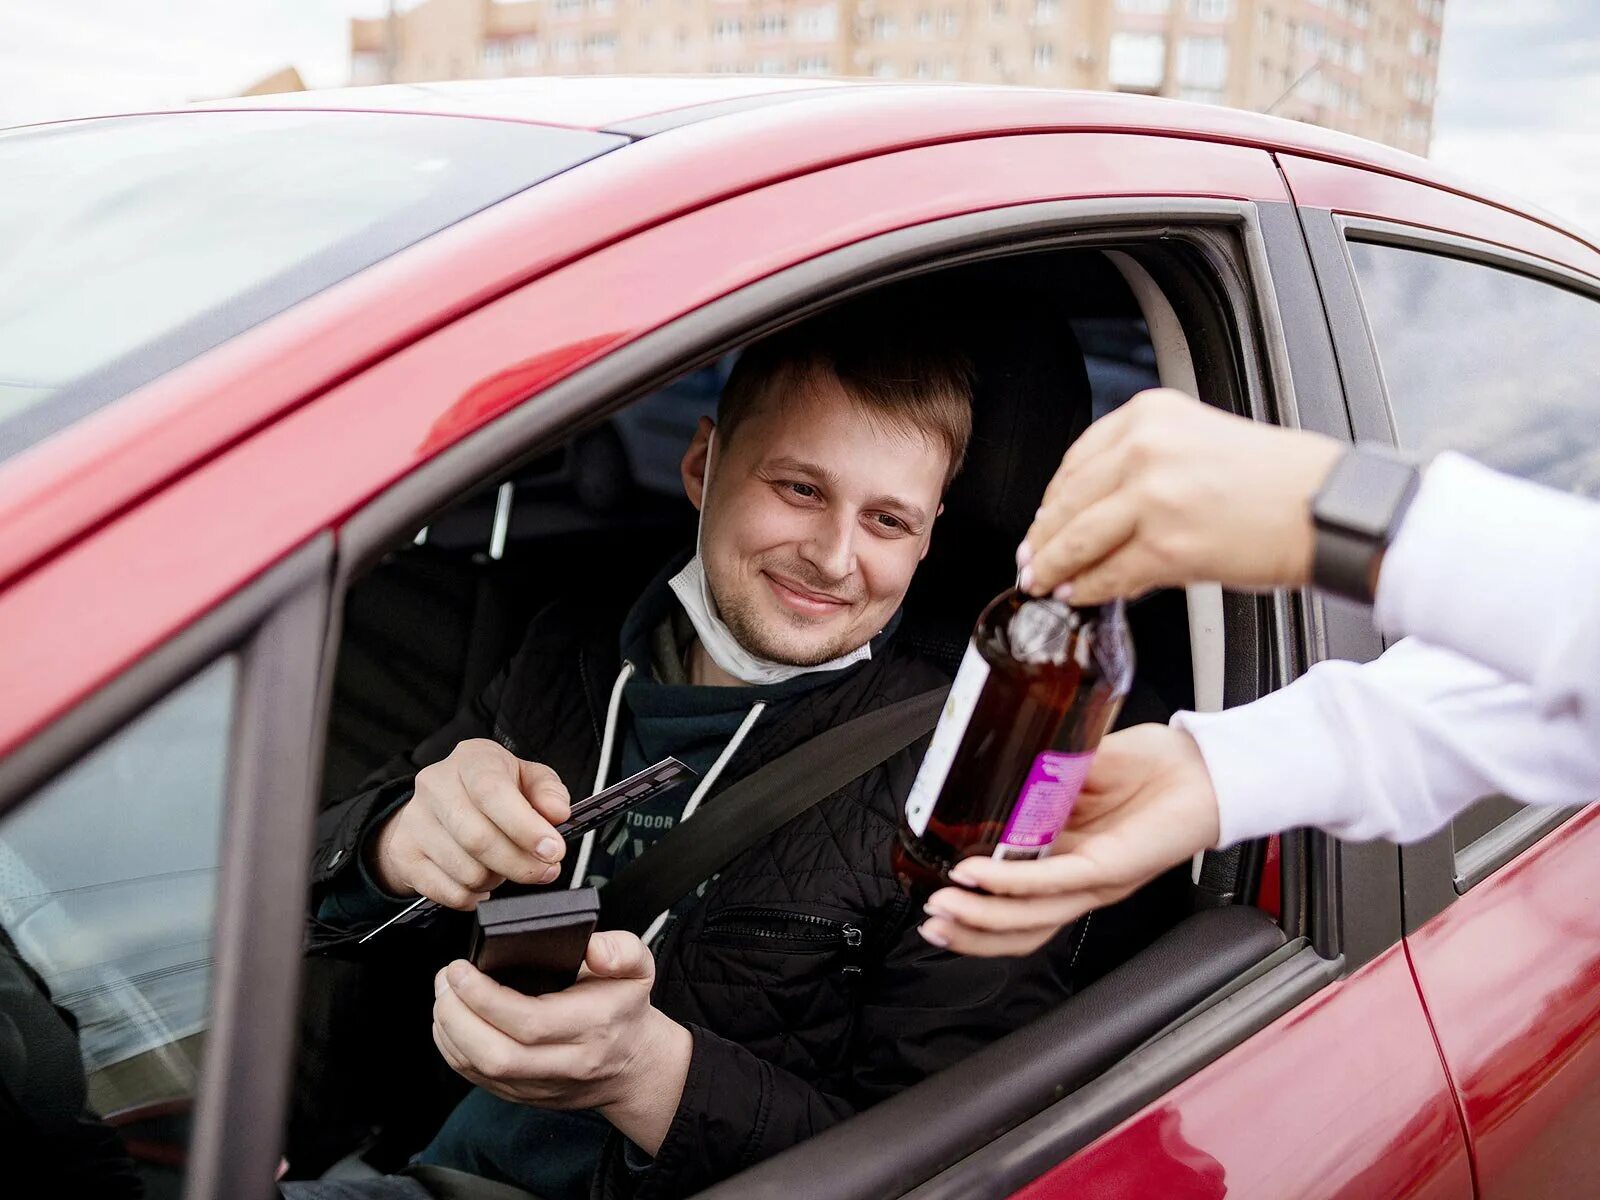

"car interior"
[276, 239, 1287, 1190]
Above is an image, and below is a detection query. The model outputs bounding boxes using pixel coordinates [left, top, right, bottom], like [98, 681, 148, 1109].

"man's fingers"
[517, 760, 572, 826]
[435, 970, 535, 1073]
[1025, 495, 1140, 597]
[462, 768, 565, 871]
[411, 856, 492, 911]
[418, 819, 509, 895]
[584, 931, 653, 981]
[1026, 444, 1131, 566]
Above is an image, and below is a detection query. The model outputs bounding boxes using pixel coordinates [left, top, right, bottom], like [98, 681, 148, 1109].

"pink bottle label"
[998, 750, 1093, 853]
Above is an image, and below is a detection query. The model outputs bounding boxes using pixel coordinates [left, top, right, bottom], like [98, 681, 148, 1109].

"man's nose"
[801, 512, 858, 583]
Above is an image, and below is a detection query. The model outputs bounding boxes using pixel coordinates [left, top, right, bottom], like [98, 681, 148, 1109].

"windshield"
[0, 111, 625, 461]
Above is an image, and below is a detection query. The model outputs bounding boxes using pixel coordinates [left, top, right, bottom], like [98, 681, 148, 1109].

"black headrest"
[902, 283, 1093, 672]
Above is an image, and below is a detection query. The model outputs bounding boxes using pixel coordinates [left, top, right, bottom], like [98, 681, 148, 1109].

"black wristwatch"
[1309, 444, 1422, 604]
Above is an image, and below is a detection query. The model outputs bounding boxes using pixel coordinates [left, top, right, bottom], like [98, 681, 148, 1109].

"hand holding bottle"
[917, 724, 1223, 956]
[1018, 389, 1344, 604]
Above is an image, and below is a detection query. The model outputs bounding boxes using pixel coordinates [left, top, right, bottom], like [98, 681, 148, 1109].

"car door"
[905, 178, 1472, 1200]
[1289, 154, 1600, 1200]
[237, 118, 1453, 1199]
[0, 535, 329, 1197]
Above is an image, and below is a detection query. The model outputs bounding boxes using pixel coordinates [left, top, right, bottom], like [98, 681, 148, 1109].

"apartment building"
[350, 0, 1444, 154]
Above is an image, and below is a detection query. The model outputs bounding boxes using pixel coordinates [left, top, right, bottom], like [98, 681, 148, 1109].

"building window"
[1108, 32, 1165, 88]
[795, 3, 839, 41]
[795, 53, 831, 73]
[941, 8, 960, 35]
[872, 59, 898, 76]
[1034, 42, 1056, 69]
[1404, 70, 1434, 103]
[1179, 35, 1227, 88]
[939, 57, 958, 78]
[713, 17, 744, 43]
[991, 0, 1007, 18]
[585, 32, 618, 56]
[1187, 0, 1231, 20]
[555, 35, 580, 62]
[916, 10, 933, 36]
[1178, 86, 1224, 104]
[753, 13, 787, 37]
[1034, 0, 1059, 21]
[872, 14, 899, 38]
[1114, 0, 1170, 12]
[757, 56, 785, 72]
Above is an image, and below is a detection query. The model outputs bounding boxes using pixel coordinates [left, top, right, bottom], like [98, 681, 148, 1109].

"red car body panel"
[0, 129, 1283, 756]
[1015, 945, 1473, 1199]
[5, 78, 1600, 1198]
[1406, 807, 1600, 1198]
[1278, 153, 1600, 280]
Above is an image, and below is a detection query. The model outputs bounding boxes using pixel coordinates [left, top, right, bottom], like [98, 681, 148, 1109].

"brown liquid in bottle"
[893, 590, 1133, 897]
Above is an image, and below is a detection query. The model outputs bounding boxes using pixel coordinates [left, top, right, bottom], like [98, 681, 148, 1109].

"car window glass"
[0, 112, 622, 462]
[1347, 239, 1600, 862]
[0, 657, 235, 1193]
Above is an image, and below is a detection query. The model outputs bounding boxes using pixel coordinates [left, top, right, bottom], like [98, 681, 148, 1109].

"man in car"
[291, 305, 1078, 1200]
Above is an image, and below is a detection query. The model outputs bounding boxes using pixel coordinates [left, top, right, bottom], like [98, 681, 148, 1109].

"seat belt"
[598, 687, 946, 937]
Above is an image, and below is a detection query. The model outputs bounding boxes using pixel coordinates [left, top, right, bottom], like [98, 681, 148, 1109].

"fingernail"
[536, 837, 562, 861]
[1035, 506, 1045, 519]
[446, 962, 471, 989]
[1019, 564, 1035, 592]
[923, 899, 950, 919]
[538, 862, 560, 884]
[1052, 582, 1073, 602]
[434, 971, 449, 997]
[1015, 540, 1034, 569]
[948, 862, 979, 886]
[918, 922, 950, 948]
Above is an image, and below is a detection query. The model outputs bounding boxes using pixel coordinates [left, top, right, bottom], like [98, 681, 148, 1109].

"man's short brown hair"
[717, 306, 975, 491]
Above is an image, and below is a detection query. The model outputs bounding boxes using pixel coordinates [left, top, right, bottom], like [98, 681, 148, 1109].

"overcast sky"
[1, 0, 1595, 232]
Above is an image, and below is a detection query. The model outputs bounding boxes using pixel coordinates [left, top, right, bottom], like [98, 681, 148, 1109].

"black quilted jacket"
[310, 599, 1076, 1199]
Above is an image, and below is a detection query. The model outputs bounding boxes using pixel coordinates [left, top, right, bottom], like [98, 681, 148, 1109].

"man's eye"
[784, 482, 819, 500]
[873, 513, 908, 534]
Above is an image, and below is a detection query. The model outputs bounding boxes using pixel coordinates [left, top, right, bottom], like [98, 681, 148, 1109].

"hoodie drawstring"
[575, 661, 765, 948]
[569, 660, 637, 890]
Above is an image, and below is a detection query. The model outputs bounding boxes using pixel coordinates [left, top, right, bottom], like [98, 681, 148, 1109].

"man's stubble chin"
[715, 578, 869, 667]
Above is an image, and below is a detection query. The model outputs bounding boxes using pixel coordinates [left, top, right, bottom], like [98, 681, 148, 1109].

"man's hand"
[370, 739, 571, 909]
[1018, 389, 1344, 604]
[918, 725, 1222, 957]
[431, 931, 694, 1157]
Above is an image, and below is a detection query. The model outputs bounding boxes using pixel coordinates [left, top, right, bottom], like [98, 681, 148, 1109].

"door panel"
[1404, 808, 1600, 1198]
[1018, 945, 1472, 1200]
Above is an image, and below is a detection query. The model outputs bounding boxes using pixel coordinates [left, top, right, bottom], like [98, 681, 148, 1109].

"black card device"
[470, 886, 601, 995]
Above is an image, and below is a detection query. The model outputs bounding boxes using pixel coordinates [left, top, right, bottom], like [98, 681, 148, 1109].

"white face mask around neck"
[668, 431, 872, 686]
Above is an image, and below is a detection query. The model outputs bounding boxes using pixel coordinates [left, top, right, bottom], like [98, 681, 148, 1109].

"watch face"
[1317, 451, 1420, 539]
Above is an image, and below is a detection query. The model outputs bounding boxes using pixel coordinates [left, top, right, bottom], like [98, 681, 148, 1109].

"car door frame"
[0, 535, 331, 1200]
[321, 189, 1388, 1199]
[1296, 206, 1598, 929]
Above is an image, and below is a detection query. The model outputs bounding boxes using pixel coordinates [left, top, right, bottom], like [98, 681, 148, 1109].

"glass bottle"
[892, 589, 1134, 897]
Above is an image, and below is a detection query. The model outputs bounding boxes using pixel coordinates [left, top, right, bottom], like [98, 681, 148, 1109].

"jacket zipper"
[702, 908, 865, 967]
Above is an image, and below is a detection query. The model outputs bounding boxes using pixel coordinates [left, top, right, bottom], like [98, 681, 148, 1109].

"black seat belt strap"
[598, 687, 946, 936]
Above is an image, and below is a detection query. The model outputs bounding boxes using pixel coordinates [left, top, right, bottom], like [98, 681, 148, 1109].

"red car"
[2, 77, 1598, 1199]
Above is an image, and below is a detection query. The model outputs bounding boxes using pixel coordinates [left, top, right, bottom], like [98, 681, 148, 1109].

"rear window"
[0, 111, 624, 461]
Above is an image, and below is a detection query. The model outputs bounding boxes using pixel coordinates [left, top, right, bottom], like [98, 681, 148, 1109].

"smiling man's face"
[681, 366, 950, 670]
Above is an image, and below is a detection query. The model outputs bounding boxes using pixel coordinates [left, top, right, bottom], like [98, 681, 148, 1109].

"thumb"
[585, 930, 653, 981]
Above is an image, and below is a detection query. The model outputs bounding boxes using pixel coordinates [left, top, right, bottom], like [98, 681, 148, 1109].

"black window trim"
[1301, 206, 1600, 927]
[318, 194, 1380, 1198]
[0, 536, 332, 1200]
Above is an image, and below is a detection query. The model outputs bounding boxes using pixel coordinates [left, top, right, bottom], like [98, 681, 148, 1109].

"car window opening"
[288, 242, 1278, 1190]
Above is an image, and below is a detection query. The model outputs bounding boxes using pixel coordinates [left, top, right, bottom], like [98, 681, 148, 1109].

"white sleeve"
[1172, 638, 1600, 848]
[1375, 451, 1600, 733]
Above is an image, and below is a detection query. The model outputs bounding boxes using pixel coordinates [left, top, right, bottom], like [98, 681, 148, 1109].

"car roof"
[44, 75, 1586, 252]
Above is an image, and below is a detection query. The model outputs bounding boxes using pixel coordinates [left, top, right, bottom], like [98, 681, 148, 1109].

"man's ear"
[918, 501, 945, 562]
[681, 416, 716, 511]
